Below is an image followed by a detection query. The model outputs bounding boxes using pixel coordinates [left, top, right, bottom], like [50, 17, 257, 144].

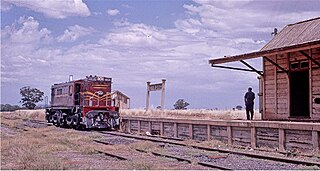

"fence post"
[251, 127, 257, 148]
[160, 122, 164, 136]
[128, 120, 131, 133]
[279, 129, 285, 152]
[189, 124, 193, 139]
[312, 131, 319, 154]
[174, 123, 178, 138]
[207, 124, 211, 141]
[137, 120, 141, 134]
[227, 126, 232, 145]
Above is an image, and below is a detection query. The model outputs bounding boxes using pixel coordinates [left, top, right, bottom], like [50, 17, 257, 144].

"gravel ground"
[55, 151, 130, 170]
[96, 133, 320, 170]
[0, 124, 17, 136]
[22, 119, 48, 128]
[160, 143, 317, 170]
[99, 137, 137, 145]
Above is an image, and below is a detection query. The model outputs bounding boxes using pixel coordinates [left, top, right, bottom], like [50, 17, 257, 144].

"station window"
[290, 60, 309, 70]
[300, 61, 309, 68]
[290, 62, 299, 69]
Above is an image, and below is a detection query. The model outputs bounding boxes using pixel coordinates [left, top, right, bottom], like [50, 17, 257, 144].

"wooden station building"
[209, 17, 320, 121]
[111, 90, 130, 110]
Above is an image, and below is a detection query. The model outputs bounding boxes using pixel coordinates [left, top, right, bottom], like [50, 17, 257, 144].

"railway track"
[18, 120, 320, 169]
[94, 136, 232, 170]
[95, 150, 128, 160]
[96, 131, 320, 169]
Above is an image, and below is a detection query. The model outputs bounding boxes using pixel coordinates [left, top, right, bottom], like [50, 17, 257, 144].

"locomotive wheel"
[74, 123, 84, 130]
[66, 117, 73, 128]
[72, 115, 83, 130]
[53, 116, 58, 126]
[46, 115, 50, 123]
[59, 118, 67, 128]
[72, 116, 78, 129]
[47, 115, 54, 123]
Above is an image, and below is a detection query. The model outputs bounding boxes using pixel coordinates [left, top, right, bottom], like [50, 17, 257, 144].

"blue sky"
[1, 0, 320, 109]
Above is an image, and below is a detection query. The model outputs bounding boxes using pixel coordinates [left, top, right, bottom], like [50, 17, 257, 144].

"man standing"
[244, 87, 255, 120]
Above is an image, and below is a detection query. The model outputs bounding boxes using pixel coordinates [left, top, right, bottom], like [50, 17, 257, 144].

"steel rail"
[94, 139, 231, 170]
[95, 150, 128, 160]
[99, 131, 320, 167]
[136, 148, 231, 170]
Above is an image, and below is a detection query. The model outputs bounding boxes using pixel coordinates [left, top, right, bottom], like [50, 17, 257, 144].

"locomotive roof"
[52, 75, 112, 87]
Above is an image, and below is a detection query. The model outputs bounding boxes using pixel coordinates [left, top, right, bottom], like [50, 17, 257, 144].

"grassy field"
[0, 110, 211, 169]
[1, 109, 319, 170]
[120, 109, 261, 120]
[0, 110, 100, 169]
[0, 108, 260, 169]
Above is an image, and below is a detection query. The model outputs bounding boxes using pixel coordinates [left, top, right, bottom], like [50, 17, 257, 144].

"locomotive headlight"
[97, 91, 103, 96]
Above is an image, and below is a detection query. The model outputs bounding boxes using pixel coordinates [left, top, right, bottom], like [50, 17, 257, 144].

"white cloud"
[2, 1, 320, 108]
[175, 0, 320, 53]
[93, 11, 102, 16]
[113, 18, 131, 27]
[1, 1, 12, 11]
[57, 25, 95, 42]
[3, 0, 90, 19]
[174, 18, 202, 34]
[1, 16, 59, 88]
[193, 0, 253, 9]
[1, 16, 52, 44]
[100, 22, 169, 48]
[107, 9, 120, 16]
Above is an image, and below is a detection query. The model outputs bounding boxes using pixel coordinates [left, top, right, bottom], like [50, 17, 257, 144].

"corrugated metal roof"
[261, 17, 320, 51]
[209, 40, 320, 64]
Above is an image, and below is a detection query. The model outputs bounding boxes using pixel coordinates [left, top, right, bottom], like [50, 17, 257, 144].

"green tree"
[20, 86, 44, 109]
[174, 99, 189, 110]
[235, 105, 243, 110]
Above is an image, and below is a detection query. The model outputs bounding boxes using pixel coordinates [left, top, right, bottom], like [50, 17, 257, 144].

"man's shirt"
[245, 91, 255, 106]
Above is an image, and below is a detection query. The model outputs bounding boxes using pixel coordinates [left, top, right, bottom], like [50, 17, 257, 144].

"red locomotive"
[45, 75, 120, 129]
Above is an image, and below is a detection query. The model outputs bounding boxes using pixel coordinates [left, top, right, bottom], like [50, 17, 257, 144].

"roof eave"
[209, 40, 320, 65]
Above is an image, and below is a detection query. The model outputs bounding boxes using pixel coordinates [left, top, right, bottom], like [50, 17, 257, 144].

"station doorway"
[290, 70, 309, 117]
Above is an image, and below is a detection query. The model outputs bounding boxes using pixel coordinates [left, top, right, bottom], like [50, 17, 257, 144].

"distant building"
[111, 90, 130, 109]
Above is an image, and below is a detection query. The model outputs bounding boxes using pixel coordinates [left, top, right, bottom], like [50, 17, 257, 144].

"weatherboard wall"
[263, 48, 320, 121]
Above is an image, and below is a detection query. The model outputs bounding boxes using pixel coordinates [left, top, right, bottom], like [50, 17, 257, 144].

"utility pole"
[146, 82, 150, 111]
[160, 79, 166, 110]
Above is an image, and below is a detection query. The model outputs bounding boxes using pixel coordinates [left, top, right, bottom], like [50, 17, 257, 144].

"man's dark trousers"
[246, 105, 254, 120]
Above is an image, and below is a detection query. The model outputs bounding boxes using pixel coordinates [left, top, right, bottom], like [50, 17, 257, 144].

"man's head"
[248, 87, 252, 92]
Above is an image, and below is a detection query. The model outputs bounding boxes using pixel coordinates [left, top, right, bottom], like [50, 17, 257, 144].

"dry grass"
[125, 160, 157, 170]
[1, 137, 67, 170]
[0, 126, 106, 169]
[1, 127, 68, 169]
[130, 141, 160, 151]
[0, 110, 44, 132]
[1, 108, 262, 121]
[190, 139, 227, 148]
[1, 109, 45, 120]
[0, 110, 107, 169]
[120, 108, 261, 120]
